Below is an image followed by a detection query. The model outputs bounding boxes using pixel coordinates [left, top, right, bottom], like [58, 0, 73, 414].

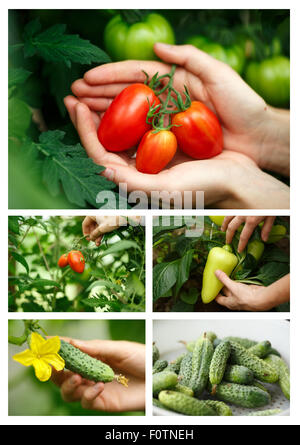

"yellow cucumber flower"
[13, 332, 65, 382]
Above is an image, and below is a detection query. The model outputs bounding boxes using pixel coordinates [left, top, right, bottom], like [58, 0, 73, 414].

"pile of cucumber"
[152, 333, 290, 416]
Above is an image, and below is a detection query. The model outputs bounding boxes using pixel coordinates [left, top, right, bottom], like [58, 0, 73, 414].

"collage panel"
[152, 319, 290, 416]
[153, 215, 290, 313]
[8, 215, 145, 313]
[8, 319, 145, 416]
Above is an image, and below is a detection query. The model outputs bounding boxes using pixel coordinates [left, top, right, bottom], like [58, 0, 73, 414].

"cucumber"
[247, 409, 281, 416]
[208, 381, 271, 408]
[165, 353, 186, 374]
[252, 380, 269, 393]
[153, 343, 160, 365]
[224, 364, 254, 385]
[209, 340, 231, 385]
[59, 339, 126, 384]
[203, 400, 233, 416]
[153, 371, 178, 397]
[174, 383, 194, 397]
[265, 354, 290, 400]
[178, 351, 193, 385]
[153, 359, 168, 374]
[183, 332, 217, 352]
[158, 390, 217, 416]
[213, 338, 222, 348]
[224, 337, 257, 349]
[189, 333, 214, 396]
[267, 347, 281, 357]
[229, 341, 278, 383]
[153, 397, 166, 409]
[248, 341, 271, 358]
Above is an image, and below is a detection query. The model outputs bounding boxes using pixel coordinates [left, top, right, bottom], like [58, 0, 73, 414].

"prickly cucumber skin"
[229, 341, 278, 383]
[189, 334, 214, 396]
[158, 390, 217, 416]
[247, 409, 281, 416]
[208, 382, 271, 408]
[153, 343, 160, 365]
[265, 354, 290, 400]
[153, 397, 166, 409]
[248, 341, 271, 358]
[59, 339, 114, 383]
[152, 359, 168, 374]
[224, 337, 257, 349]
[209, 340, 231, 385]
[185, 332, 217, 352]
[153, 371, 178, 397]
[224, 365, 254, 385]
[178, 351, 193, 385]
[174, 383, 194, 397]
[165, 354, 186, 374]
[203, 400, 233, 416]
[252, 380, 269, 393]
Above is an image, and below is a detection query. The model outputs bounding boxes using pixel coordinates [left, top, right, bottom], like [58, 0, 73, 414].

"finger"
[154, 43, 234, 83]
[89, 226, 103, 241]
[72, 79, 132, 98]
[95, 235, 103, 246]
[64, 95, 101, 129]
[84, 60, 170, 85]
[215, 269, 237, 292]
[221, 216, 234, 232]
[80, 382, 105, 410]
[260, 216, 276, 242]
[225, 216, 245, 245]
[60, 374, 83, 402]
[51, 369, 73, 387]
[238, 217, 263, 252]
[215, 294, 238, 310]
[76, 97, 113, 112]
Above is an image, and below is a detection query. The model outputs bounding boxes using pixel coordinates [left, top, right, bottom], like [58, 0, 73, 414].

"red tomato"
[136, 129, 177, 174]
[98, 84, 160, 152]
[58, 253, 68, 268]
[67, 250, 85, 274]
[171, 101, 223, 159]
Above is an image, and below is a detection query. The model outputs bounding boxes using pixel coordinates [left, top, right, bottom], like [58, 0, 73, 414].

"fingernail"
[102, 168, 115, 181]
[94, 382, 103, 391]
[71, 375, 79, 385]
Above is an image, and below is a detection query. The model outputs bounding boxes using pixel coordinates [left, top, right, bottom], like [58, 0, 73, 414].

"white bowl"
[153, 319, 290, 416]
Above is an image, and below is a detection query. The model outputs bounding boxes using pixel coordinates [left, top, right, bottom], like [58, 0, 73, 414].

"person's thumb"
[154, 42, 229, 83]
[214, 269, 236, 291]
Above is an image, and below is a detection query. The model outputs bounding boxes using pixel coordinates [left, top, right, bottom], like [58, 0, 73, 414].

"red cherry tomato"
[98, 84, 160, 152]
[136, 129, 177, 174]
[67, 250, 85, 274]
[171, 101, 223, 159]
[58, 253, 69, 268]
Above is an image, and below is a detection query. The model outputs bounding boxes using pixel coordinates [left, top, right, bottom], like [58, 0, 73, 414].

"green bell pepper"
[259, 223, 287, 244]
[201, 245, 238, 304]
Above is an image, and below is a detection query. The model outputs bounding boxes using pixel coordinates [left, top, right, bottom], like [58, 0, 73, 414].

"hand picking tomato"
[136, 129, 177, 174]
[67, 250, 85, 274]
[171, 101, 223, 159]
[98, 84, 160, 152]
[58, 253, 68, 268]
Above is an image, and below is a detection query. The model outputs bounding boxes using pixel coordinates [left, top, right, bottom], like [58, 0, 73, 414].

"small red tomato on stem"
[136, 129, 177, 174]
[67, 250, 85, 274]
[171, 95, 223, 159]
[58, 253, 69, 268]
[98, 83, 160, 152]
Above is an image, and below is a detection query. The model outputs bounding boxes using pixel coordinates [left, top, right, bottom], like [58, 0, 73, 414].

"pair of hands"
[52, 339, 145, 412]
[213, 216, 289, 311]
[65, 43, 290, 209]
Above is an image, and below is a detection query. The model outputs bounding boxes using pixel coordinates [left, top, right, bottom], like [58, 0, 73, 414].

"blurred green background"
[8, 319, 145, 416]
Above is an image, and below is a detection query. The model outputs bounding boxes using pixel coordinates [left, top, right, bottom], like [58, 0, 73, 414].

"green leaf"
[126, 273, 145, 297]
[170, 300, 194, 312]
[99, 240, 141, 257]
[8, 216, 20, 234]
[180, 288, 199, 305]
[175, 250, 194, 295]
[86, 280, 123, 293]
[31, 279, 61, 288]
[10, 251, 29, 274]
[23, 21, 111, 67]
[8, 97, 32, 139]
[153, 261, 179, 302]
[8, 68, 32, 88]
[254, 262, 289, 286]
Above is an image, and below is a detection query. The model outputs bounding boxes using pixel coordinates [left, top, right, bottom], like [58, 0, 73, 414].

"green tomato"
[104, 13, 175, 61]
[186, 35, 211, 50]
[225, 45, 245, 74]
[245, 56, 290, 107]
[201, 42, 228, 63]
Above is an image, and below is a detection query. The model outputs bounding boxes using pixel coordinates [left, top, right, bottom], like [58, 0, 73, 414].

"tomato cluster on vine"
[97, 65, 223, 174]
[58, 250, 85, 274]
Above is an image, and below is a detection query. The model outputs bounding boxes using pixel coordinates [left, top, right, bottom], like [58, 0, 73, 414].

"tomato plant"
[136, 129, 177, 174]
[68, 250, 85, 274]
[104, 13, 175, 61]
[98, 84, 160, 152]
[171, 101, 223, 160]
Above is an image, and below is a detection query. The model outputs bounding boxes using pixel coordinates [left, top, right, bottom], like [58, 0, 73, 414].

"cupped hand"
[51, 338, 145, 412]
[82, 216, 103, 246]
[71, 42, 279, 170]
